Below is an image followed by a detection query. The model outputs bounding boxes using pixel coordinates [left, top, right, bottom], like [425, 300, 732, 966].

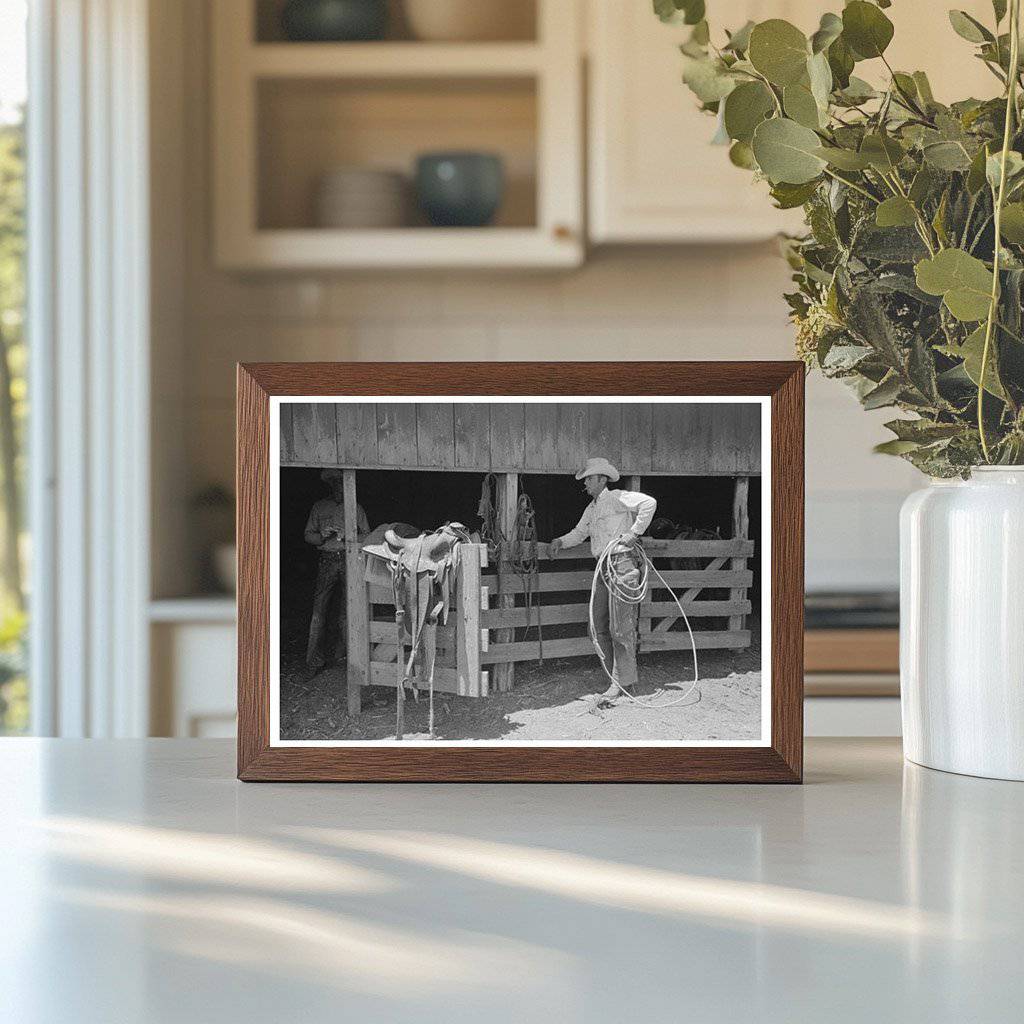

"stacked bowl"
[314, 167, 409, 228]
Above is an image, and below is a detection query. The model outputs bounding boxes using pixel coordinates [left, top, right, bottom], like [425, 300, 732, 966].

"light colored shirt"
[305, 499, 369, 552]
[556, 487, 657, 557]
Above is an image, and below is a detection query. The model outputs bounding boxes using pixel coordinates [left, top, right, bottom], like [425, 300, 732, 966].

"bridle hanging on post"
[478, 473, 544, 664]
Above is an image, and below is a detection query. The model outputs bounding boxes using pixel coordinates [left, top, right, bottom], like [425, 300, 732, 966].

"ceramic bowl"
[403, 0, 533, 42]
[415, 152, 505, 228]
[315, 167, 409, 228]
[280, 0, 388, 42]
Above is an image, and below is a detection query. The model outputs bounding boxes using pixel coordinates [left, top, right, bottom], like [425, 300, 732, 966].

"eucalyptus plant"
[659, 0, 1024, 475]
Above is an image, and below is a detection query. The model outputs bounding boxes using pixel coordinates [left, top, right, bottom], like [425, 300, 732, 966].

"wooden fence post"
[494, 472, 518, 691]
[343, 469, 367, 716]
[729, 476, 750, 633]
[456, 543, 484, 696]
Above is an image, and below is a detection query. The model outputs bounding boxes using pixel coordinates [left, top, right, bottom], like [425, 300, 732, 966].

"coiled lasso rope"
[588, 537, 701, 709]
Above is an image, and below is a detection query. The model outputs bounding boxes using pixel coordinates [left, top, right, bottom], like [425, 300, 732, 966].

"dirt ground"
[279, 633, 764, 743]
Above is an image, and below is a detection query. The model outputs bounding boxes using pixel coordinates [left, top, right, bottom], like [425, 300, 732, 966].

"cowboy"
[304, 469, 370, 672]
[549, 458, 657, 700]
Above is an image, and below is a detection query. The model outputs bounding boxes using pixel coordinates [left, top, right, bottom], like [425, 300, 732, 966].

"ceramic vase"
[900, 467, 1024, 781]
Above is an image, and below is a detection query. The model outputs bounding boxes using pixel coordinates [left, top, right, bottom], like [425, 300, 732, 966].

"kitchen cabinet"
[587, 0, 999, 244]
[211, 0, 583, 269]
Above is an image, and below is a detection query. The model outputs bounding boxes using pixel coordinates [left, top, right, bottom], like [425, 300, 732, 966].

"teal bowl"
[280, 0, 388, 42]
[415, 152, 505, 228]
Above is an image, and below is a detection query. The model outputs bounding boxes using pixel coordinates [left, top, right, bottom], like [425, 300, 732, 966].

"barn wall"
[280, 401, 761, 476]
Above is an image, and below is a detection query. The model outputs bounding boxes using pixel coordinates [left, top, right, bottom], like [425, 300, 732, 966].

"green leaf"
[1000, 202, 1024, 242]
[681, 55, 737, 103]
[885, 418, 963, 443]
[932, 190, 950, 247]
[724, 20, 755, 53]
[912, 71, 935, 105]
[748, 19, 810, 87]
[874, 438, 922, 456]
[915, 249, 994, 321]
[842, 1, 895, 60]
[836, 75, 877, 104]
[892, 72, 919, 102]
[860, 133, 905, 172]
[807, 51, 833, 110]
[814, 145, 872, 170]
[810, 12, 843, 54]
[783, 83, 822, 128]
[752, 117, 827, 184]
[993, 0, 1008, 24]
[653, 0, 677, 23]
[923, 141, 973, 171]
[689, 20, 710, 46]
[875, 196, 918, 228]
[728, 140, 758, 169]
[959, 324, 1007, 398]
[967, 142, 993, 193]
[909, 165, 936, 205]
[862, 374, 902, 409]
[770, 179, 820, 208]
[948, 10, 993, 44]
[723, 81, 775, 143]
[986, 150, 1024, 190]
[654, 0, 705, 25]
[827, 35, 855, 89]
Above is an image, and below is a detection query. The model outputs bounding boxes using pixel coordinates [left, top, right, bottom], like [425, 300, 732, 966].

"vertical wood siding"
[279, 401, 761, 474]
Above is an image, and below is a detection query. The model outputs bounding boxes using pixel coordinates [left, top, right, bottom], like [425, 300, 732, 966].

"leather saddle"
[363, 522, 471, 644]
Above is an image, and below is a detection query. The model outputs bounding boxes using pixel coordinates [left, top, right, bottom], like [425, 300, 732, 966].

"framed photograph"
[237, 362, 804, 782]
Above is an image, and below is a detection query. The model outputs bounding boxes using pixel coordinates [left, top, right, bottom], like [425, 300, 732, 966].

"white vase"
[900, 467, 1024, 780]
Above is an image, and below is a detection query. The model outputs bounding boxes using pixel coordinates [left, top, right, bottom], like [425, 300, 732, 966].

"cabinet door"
[588, 1, 1002, 245]
[588, 1, 814, 243]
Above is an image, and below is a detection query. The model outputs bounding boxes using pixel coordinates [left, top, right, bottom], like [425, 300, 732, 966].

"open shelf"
[248, 41, 544, 78]
[257, 76, 537, 232]
[254, 0, 538, 45]
[213, 0, 581, 268]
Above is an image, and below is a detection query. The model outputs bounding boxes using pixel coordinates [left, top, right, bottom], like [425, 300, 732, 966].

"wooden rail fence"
[354, 537, 753, 707]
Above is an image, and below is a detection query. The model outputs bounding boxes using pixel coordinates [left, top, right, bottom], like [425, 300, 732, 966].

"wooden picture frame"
[237, 362, 804, 782]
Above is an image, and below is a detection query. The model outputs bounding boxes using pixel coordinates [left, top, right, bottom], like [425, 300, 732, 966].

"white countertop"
[2, 738, 1021, 1023]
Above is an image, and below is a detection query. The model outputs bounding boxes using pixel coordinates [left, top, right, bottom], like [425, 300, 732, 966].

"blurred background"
[1, 0, 998, 740]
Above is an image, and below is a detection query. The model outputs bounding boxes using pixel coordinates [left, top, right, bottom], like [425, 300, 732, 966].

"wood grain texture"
[237, 361, 804, 783]
[343, 470, 366, 716]
[237, 366, 270, 777]
[621, 404, 653, 473]
[587, 403, 623, 467]
[416, 403, 455, 469]
[489, 404, 526, 470]
[524, 403, 559, 471]
[376, 403, 418, 466]
[454, 403, 490, 469]
[336, 402, 378, 465]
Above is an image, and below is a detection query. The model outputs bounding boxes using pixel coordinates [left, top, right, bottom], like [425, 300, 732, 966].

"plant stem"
[979, 0, 1021, 463]
[821, 167, 879, 203]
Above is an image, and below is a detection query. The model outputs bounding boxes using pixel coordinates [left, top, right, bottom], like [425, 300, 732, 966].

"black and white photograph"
[270, 398, 769, 745]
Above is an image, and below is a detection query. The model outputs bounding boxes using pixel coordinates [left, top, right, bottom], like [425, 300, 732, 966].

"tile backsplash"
[170, 247, 917, 595]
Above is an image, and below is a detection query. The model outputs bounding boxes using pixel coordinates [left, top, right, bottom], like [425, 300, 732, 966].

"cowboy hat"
[320, 468, 344, 482]
[574, 457, 619, 482]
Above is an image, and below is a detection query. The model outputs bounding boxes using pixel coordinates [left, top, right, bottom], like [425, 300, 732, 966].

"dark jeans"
[592, 551, 641, 689]
[307, 552, 346, 668]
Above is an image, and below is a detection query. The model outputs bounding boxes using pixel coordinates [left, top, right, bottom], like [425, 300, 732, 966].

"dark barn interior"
[280, 466, 762, 669]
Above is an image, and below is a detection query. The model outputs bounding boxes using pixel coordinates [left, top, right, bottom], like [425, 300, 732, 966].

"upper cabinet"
[586, 0, 1000, 245]
[210, 1, 1007, 266]
[211, 0, 584, 269]
[587, 1, 815, 243]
